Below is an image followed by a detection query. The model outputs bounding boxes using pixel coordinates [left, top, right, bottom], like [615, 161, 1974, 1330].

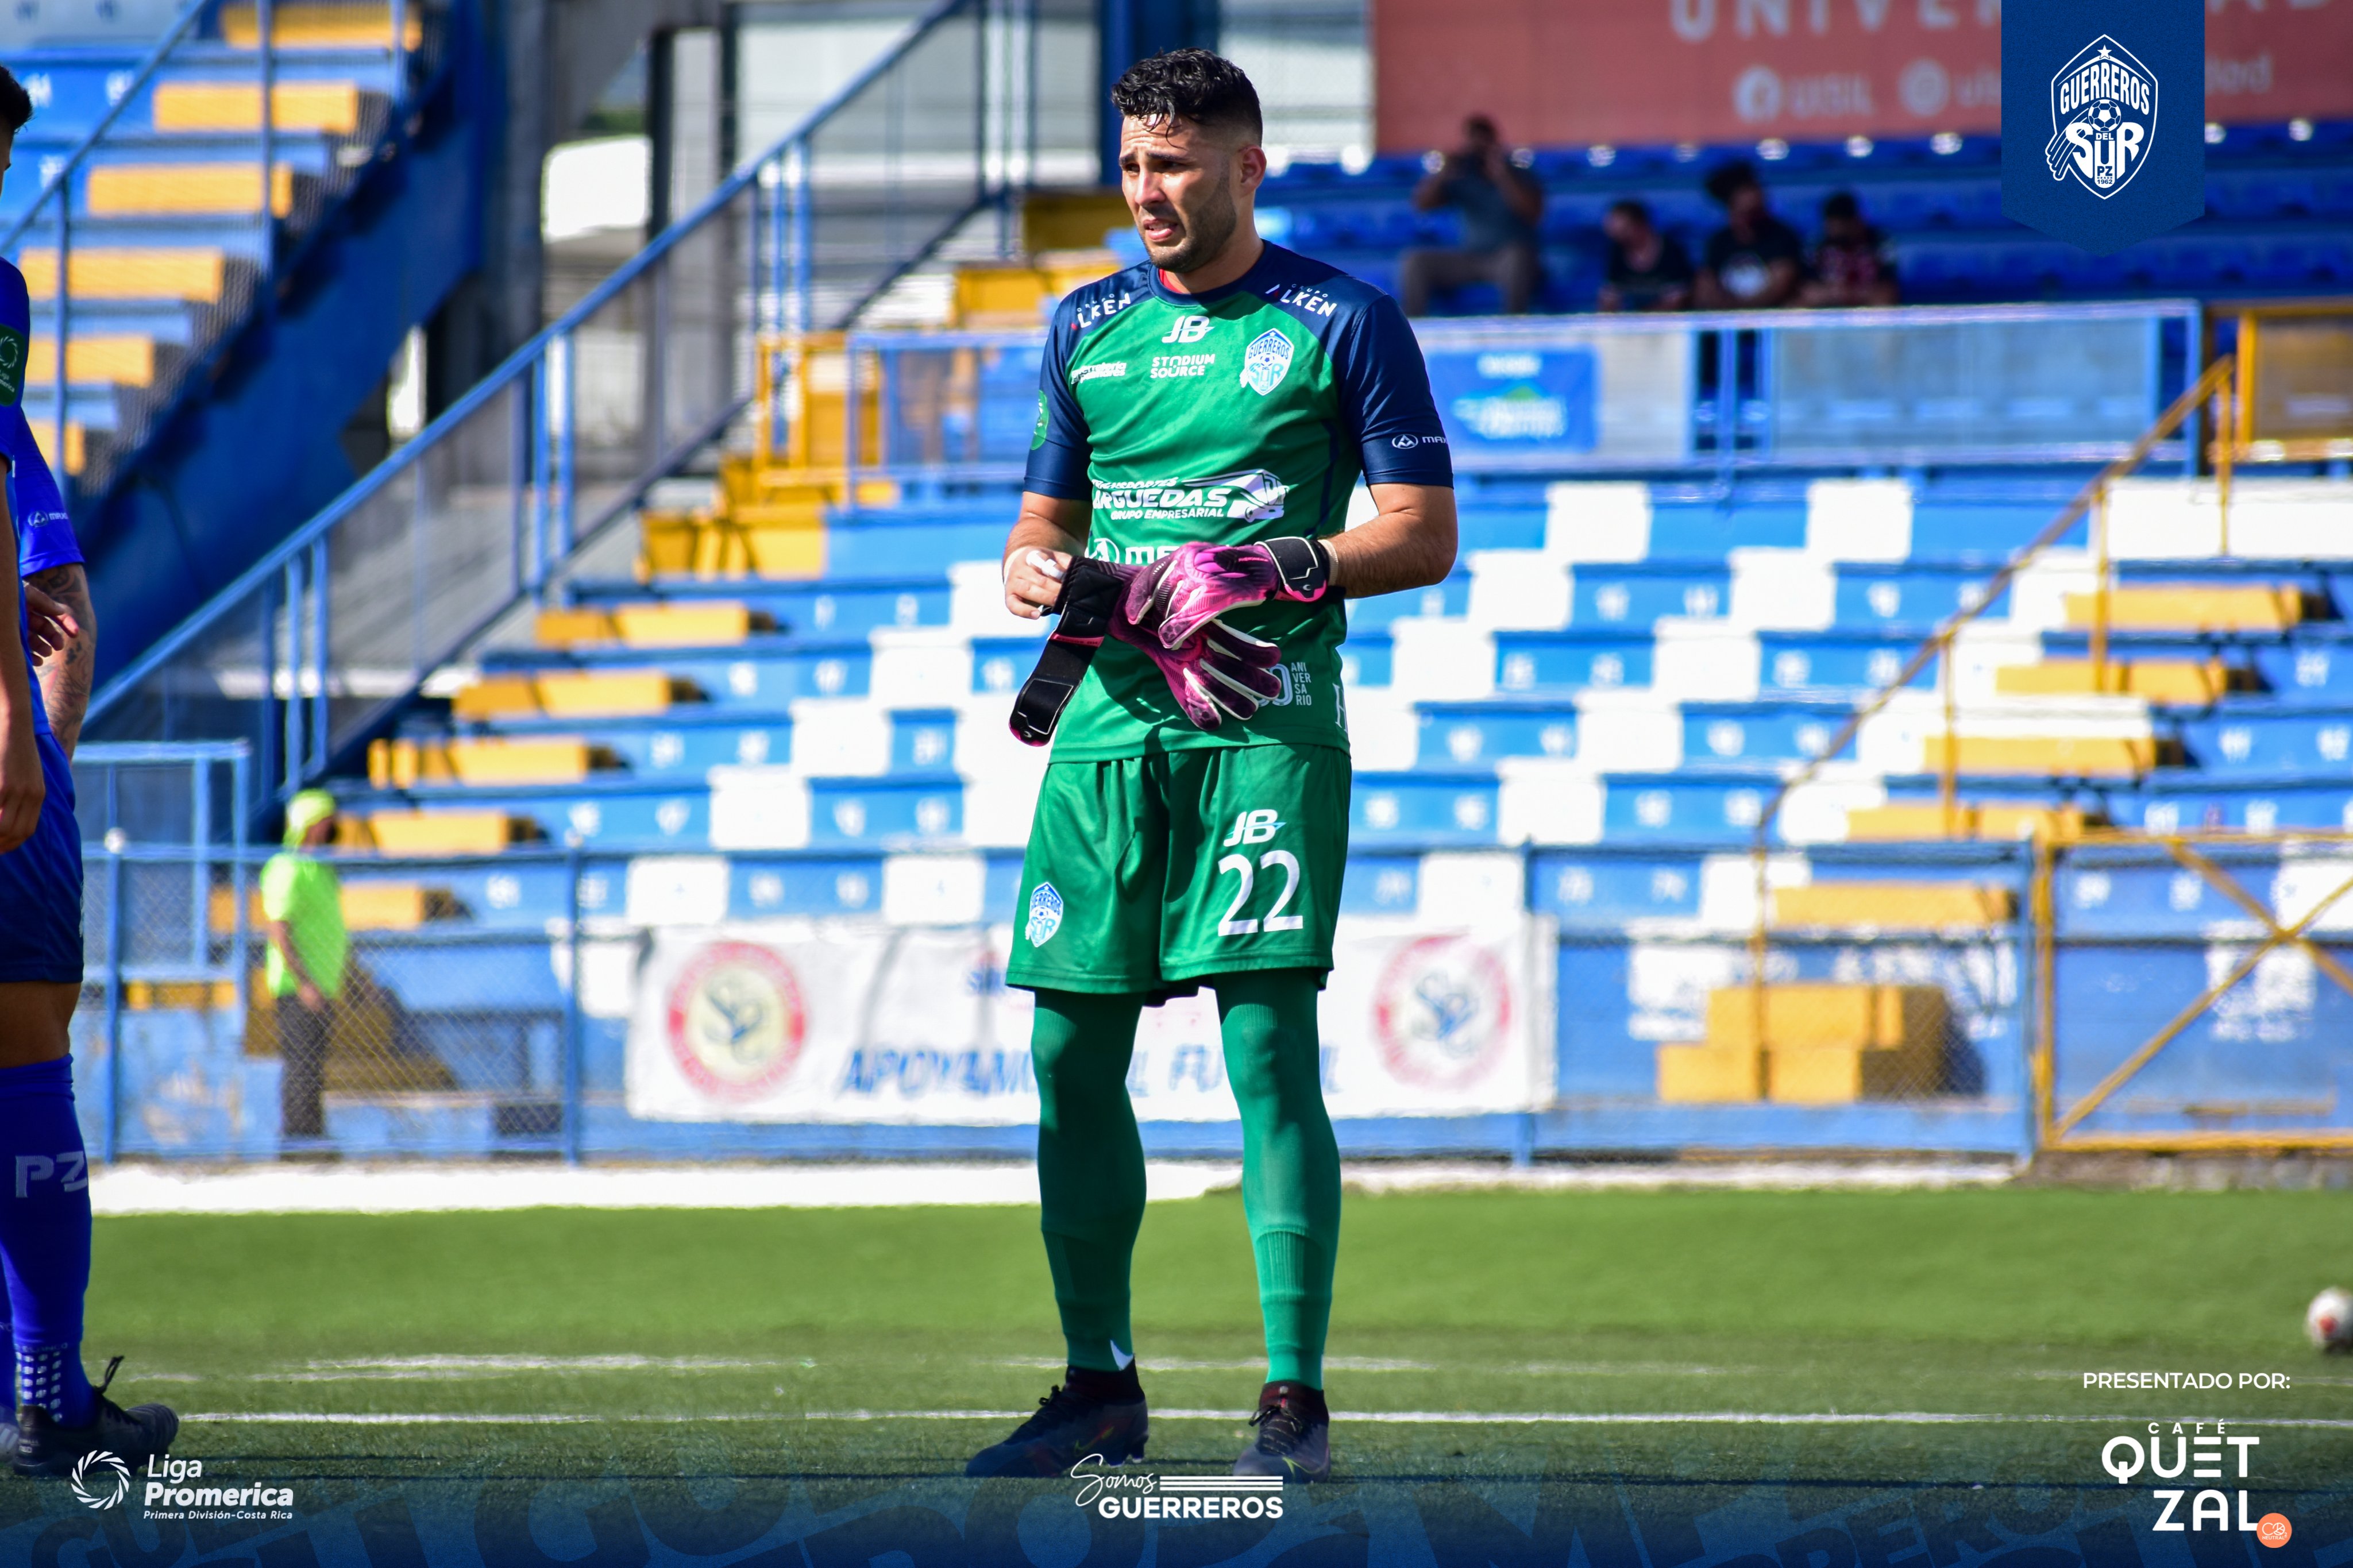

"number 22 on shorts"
[1216, 810, 1302, 937]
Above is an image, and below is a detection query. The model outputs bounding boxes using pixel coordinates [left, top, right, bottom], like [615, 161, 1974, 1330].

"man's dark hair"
[1463, 114, 1498, 141]
[1110, 49, 1262, 145]
[0, 67, 33, 134]
[1821, 190, 1861, 221]
[1704, 160, 1760, 206]
[1607, 198, 1652, 226]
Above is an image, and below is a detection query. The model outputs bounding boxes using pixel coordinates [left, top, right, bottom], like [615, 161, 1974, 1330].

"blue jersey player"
[0, 65, 177, 1477]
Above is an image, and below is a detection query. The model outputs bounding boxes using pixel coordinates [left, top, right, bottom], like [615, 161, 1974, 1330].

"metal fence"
[830, 300, 2205, 488]
[80, 0, 1069, 828]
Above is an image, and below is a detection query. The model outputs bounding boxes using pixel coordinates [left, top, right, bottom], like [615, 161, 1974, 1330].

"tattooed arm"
[25, 562, 92, 757]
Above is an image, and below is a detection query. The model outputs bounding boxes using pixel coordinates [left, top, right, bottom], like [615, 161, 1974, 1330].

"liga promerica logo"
[2045, 36, 2157, 201]
[70, 1450, 131, 1510]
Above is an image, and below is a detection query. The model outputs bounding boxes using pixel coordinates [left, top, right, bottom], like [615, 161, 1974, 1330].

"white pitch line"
[94, 1158, 2018, 1216]
[181, 1410, 2353, 1429]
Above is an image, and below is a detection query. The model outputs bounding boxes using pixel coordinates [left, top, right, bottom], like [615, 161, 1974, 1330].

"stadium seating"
[5, 0, 485, 678]
[1250, 126, 2353, 310]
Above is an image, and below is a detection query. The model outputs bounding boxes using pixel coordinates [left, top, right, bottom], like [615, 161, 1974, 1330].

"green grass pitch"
[58, 1183, 2353, 1491]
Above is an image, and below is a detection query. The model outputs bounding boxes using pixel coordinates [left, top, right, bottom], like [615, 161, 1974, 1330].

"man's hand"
[298, 980, 325, 1013]
[22, 578, 77, 662]
[1126, 538, 1332, 648]
[0, 708, 44, 856]
[1004, 547, 1071, 620]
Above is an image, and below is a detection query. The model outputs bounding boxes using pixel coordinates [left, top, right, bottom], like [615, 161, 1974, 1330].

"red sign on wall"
[1371, 0, 2353, 152]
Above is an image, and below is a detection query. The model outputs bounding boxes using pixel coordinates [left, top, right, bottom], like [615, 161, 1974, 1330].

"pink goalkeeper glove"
[1119, 615, 1284, 729]
[1125, 536, 1333, 650]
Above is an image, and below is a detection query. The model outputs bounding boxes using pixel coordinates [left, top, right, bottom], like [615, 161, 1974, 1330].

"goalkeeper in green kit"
[972, 49, 1457, 1481]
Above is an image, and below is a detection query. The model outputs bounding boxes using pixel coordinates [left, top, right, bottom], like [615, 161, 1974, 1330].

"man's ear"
[1236, 144, 1268, 192]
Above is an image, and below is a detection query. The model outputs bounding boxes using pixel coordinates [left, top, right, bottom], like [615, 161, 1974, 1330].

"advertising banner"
[1419, 327, 1692, 469]
[624, 914, 1556, 1123]
[1371, 0, 2353, 153]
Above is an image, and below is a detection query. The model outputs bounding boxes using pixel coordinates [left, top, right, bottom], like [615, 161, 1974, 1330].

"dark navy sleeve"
[1021, 296, 1092, 500]
[1330, 292, 1453, 488]
[3, 405, 80, 575]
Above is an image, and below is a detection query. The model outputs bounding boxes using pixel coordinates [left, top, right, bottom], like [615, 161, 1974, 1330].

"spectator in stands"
[1801, 191, 1900, 306]
[1695, 161, 1804, 310]
[1597, 200, 1694, 311]
[263, 790, 348, 1149]
[1398, 114, 1544, 316]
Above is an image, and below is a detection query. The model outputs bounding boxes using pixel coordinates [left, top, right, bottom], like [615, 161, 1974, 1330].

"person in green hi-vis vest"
[974, 50, 1459, 1482]
[260, 790, 347, 1144]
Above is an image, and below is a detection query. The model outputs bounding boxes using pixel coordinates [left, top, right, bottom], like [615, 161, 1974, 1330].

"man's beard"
[1141, 183, 1239, 274]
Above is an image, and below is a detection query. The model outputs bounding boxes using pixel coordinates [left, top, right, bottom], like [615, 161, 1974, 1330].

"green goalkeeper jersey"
[1023, 242, 1453, 761]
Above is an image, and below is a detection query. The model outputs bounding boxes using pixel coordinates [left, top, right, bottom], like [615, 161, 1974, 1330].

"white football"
[2308, 1287, 2353, 1351]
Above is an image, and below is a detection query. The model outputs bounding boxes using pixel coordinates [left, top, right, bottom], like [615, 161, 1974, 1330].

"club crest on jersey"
[1239, 329, 1293, 396]
[2045, 36, 2157, 200]
[1026, 883, 1064, 947]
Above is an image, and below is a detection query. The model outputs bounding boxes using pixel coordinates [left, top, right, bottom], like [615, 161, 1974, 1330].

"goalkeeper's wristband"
[1008, 557, 1128, 747]
[1261, 536, 1334, 602]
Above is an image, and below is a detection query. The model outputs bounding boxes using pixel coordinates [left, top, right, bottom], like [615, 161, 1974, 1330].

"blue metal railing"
[86, 0, 1028, 824]
[835, 299, 2205, 488]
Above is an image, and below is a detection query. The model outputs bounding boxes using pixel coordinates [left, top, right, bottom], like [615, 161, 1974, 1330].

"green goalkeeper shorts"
[1005, 744, 1352, 995]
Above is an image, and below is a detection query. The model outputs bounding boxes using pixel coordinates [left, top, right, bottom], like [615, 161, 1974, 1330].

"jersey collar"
[1148, 240, 1288, 309]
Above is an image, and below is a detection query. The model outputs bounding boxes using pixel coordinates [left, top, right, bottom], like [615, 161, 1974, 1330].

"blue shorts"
[0, 731, 83, 985]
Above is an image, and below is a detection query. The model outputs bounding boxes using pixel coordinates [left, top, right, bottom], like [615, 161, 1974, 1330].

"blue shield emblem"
[2045, 36, 2157, 201]
[2001, 0, 2204, 255]
[1025, 882, 1063, 947]
[1239, 329, 1293, 396]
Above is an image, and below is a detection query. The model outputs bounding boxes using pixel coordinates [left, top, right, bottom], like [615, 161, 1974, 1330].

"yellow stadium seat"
[533, 671, 692, 718]
[218, 3, 424, 49]
[2063, 586, 2301, 633]
[612, 603, 759, 647]
[26, 418, 85, 477]
[1921, 734, 2157, 777]
[361, 811, 541, 856]
[85, 163, 295, 218]
[1703, 983, 1945, 1053]
[534, 608, 618, 646]
[1770, 881, 2016, 929]
[151, 80, 365, 134]
[1020, 190, 1130, 253]
[448, 675, 539, 721]
[20, 248, 226, 303]
[954, 265, 1050, 327]
[637, 510, 703, 577]
[122, 979, 238, 1011]
[211, 882, 459, 932]
[1765, 1042, 1942, 1103]
[1993, 659, 2229, 702]
[1840, 802, 2091, 842]
[1656, 1041, 1762, 1102]
[445, 737, 605, 785]
[26, 335, 157, 388]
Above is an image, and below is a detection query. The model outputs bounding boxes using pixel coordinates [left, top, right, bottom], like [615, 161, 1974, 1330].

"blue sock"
[0, 1059, 92, 1424]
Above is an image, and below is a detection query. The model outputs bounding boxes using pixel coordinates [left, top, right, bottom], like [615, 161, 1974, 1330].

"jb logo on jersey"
[1160, 315, 1212, 344]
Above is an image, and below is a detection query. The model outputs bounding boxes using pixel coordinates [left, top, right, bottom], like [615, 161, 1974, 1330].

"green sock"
[1032, 988, 1147, 1373]
[1215, 970, 1341, 1389]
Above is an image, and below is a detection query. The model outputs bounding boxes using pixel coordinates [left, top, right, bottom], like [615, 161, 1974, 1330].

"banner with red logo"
[624, 916, 1555, 1123]
[1371, 0, 2351, 152]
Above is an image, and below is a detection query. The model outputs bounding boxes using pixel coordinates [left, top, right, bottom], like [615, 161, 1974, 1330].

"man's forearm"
[1325, 486, 1459, 599]
[28, 565, 92, 756]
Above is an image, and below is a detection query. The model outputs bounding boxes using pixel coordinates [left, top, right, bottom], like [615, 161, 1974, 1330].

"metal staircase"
[83, 0, 1070, 825]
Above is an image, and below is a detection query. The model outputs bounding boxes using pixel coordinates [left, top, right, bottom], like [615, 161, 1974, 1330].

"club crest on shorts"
[1026, 882, 1064, 947]
[1239, 329, 1293, 396]
[2045, 36, 2157, 200]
